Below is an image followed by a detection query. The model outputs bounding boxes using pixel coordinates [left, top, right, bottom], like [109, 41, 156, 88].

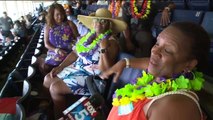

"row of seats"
[0, 26, 43, 120]
[0, 40, 23, 65]
[78, 0, 213, 16]
[171, 0, 213, 11]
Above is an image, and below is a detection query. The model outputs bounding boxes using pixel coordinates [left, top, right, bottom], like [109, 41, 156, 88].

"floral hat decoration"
[77, 8, 127, 33]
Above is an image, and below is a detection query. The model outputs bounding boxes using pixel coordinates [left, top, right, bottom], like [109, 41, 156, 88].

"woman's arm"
[58, 50, 78, 68]
[100, 55, 149, 82]
[160, 2, 176, 26]
[50, 51, 79, 78]
[67, 20, 80, 39]
[98, 36, 119, 71]
[44, 25, 56, 51]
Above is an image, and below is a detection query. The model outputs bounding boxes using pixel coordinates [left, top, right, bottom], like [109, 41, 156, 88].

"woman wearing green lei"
[101, 22, 210, 120]
[43, 8, 127, 119]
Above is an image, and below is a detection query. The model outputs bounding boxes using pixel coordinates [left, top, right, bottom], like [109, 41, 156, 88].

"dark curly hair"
[170, 22, 211, 72]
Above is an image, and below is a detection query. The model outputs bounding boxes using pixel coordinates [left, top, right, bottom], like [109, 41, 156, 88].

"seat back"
[172, 0, 187, 9]
[187, 0, 210, 11]
[201, 12, 213, 77]
[202, 12, 213, 37]
[22, 80, 31, 100]
[16, 80, 31, 120]
[15, 103, 25, 120]
[0, 69, 24, 98]
[171, 9, 204, 24]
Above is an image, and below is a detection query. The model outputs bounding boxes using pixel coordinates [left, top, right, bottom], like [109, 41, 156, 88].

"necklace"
[76, 30, 112, 56]
[109, 0, 122, 18]
[130, 0, 152, 19]
[112, 70, 204, 106]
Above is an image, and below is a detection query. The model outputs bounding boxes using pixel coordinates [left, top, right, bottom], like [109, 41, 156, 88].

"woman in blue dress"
[43, 8, 127, 119]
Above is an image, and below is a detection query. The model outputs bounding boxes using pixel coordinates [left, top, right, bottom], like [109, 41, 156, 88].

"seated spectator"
[37, 3, 79, 76]
[101, 22, 210, 120]
[120, 0, 175, 57]
[11, 20, 28, 45]
[38, 11, 47, 24]
[0, 11, 14, 46]
[43, 8, 127, 119]
[19, 16, 26, 28]
[24, 15, 32, 30]
[72, 0, 82, 17]
[63, 4, 73, 18]
[24, 14, 34, 35]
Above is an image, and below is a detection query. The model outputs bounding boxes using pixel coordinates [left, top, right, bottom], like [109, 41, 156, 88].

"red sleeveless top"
[107, 99, 151, 120]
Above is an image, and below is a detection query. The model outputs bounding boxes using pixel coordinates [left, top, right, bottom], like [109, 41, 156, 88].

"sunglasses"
[93, 18, 109, 25]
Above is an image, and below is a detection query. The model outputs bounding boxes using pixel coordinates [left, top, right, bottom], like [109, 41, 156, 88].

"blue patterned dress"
[57, 45, 101, 96]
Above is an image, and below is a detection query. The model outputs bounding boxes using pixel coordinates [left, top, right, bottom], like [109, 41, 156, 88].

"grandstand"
[0, 0, 213, 120]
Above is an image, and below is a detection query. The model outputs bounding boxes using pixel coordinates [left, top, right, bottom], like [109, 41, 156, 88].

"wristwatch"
[100, 48, 107, 53]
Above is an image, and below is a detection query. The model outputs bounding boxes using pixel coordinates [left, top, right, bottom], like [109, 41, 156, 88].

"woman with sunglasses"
[43, 8, 127, 119]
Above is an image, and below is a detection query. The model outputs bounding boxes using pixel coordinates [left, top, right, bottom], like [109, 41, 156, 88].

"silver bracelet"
[54, 48, 60, 54]
[123, 58, 130, 68]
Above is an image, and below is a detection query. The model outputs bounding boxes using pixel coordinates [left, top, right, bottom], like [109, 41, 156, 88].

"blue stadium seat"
[201, 12, 213, 77]
[171, 9, 204, 24]
[211, 0, 213, 11]
[187, 0, 210, 11]
[202, 12, 213, 37]
[172, 0, 187, 9]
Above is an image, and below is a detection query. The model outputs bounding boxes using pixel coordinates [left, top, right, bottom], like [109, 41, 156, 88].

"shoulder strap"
[144, 90, 203, 119]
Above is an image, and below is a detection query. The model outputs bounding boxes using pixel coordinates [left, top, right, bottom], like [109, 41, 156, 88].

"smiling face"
[54, 9, 64, 24]
[93, 18, 110, 34]
[148, 26, 196, 78]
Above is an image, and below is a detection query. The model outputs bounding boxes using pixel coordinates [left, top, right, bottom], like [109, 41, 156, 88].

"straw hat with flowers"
[77, 8, 127, 33]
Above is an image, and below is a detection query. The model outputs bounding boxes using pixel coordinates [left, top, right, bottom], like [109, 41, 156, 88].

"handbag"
[86, 75, 106, 95]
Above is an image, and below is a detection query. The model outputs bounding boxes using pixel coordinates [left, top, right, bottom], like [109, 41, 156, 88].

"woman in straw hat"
[43, 8, 127, 118]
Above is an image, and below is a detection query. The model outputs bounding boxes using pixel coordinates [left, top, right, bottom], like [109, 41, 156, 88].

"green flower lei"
[76, 30, 112, 54]
[112, 70, 204, 106]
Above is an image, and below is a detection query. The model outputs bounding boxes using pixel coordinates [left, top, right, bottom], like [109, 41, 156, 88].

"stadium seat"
[15, 103, 25, 120]
[27, 65, 36, 80]
[187, 0, 210, 11]
[171, 9, 204, 24]
[201, 12, 213, 37]
[201, 12, 213, 77]
[0, 69, 24, 98]
[172, 0, 187, 9]
[16, 80, 31, 120]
